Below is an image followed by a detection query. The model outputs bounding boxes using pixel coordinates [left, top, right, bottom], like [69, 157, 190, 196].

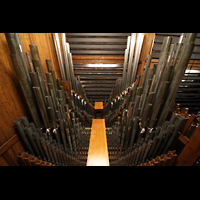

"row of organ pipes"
[104, 33, 198, 166]
[5, 33, 94, 166]
[4, 33, 198, 166]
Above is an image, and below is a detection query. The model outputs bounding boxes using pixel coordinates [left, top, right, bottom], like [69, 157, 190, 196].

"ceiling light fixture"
[88, 64, 120, 68]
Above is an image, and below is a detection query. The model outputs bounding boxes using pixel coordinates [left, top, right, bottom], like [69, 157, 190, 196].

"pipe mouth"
[32, 86, 40, 89]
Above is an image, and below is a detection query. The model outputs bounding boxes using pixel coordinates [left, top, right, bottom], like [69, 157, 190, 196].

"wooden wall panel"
[175, 124, 200, 166]
[2, 149, 19, 166]
[150, 59, 200, 69]
[0, 33, 28, 143]
[72, 55, 124, 64]
[0, 33, 60, 166]
[19, 33, 61, 79]
[0, 156, 9, 166]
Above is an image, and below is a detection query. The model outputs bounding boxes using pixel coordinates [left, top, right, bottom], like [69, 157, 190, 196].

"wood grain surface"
[94, 102, 103, 110]
[87, 119, 109, 166]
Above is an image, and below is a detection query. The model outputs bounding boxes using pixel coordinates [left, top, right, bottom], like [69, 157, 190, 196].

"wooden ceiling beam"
[72, 55, 124, 64]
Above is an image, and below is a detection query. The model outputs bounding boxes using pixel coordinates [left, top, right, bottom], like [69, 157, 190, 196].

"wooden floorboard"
[87, 119, 109, 166]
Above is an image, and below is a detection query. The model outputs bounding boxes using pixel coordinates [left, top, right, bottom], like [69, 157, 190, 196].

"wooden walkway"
[87, 119, 109, 166]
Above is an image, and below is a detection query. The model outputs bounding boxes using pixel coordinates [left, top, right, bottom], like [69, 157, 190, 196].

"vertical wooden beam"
[136, 33, 155, 86]
[61, 81, 72, 99]
[175, 124, 200, 166]
[87, 119, 109, 166]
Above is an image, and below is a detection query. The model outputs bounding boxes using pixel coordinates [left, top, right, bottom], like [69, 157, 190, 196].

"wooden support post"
[178, 134, 190, 145]
[175, 124, 200, 166]
[172, 113, 198, 154]
[94, 102, 103, 119]
[87, 119, 109, 166]
[181, 114, 197, 136]
[136, 33, 155, 86]
[61, 81, 72, 99]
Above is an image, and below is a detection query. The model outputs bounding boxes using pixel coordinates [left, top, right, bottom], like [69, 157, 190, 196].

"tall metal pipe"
[122, 49, 128, 89]
[140, 54, 152, 90]
[130, 33, 144, 84]
[33, 131, 46, 160]
[25, 126, 41, 158]
[60, 33, 71, 82]
[148, 81, 170, 128]
[139, 79, 152, 117]
[157, 33, 197, 126]
[68, 53, 75, 91]
[159, 44, 175, 84]
[172, 33, 184, 67]
[33, 86, 50, 129]
[126, 33, 136, 87]
[153, 36, 172, 93]
[14, 119, 35, 155]
[163, 115, 185, 154]
[14, 33, 32, 86]
[52, 33, 66, 81]
[5, 34, 42, 128]
[29, 45, 46, 81]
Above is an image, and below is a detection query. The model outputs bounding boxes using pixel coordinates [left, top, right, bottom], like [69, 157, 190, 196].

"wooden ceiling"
[66, 33, 156, 105]
[66, 33, 131, 105]
[66, 33, 200, 113]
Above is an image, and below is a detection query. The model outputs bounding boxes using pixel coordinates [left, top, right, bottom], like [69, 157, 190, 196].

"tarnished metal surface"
[5, 33, 42, 128]
[105, 33, 198, 166]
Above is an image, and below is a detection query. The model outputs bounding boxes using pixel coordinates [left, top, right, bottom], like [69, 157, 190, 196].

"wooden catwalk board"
[87, 119, 109, 166]
[94, 102, 103, 110]
[94, 102, 103, 118]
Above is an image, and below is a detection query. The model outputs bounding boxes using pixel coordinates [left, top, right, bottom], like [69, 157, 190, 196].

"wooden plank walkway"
[94, 102, 103, 118]
[87, 119, 109, 166]
[94, 102, 103, 110]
